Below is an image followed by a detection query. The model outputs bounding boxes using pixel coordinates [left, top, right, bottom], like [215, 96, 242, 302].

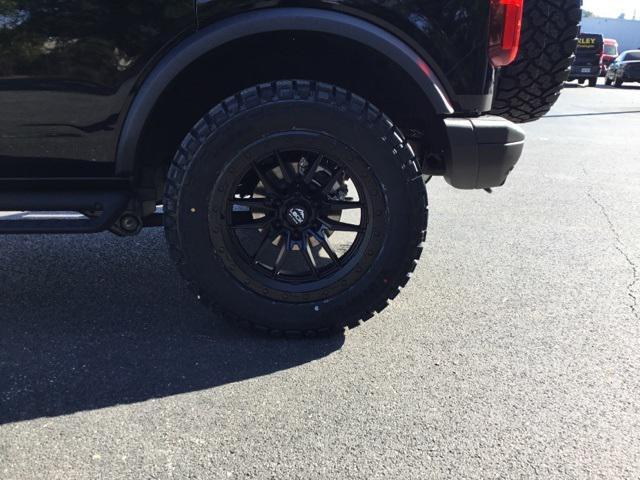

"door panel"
[0, 1, 194, 177]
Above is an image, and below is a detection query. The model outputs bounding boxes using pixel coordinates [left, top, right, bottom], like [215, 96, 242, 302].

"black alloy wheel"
[210, 134, 385, 303]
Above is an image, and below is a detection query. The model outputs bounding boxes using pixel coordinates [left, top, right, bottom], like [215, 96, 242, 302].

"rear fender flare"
[116, 7, 454, 175]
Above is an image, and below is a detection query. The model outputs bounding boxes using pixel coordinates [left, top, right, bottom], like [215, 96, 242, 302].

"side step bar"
[0, 190, 130, 234]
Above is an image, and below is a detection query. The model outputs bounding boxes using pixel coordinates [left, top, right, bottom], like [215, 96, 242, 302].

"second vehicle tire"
[491, 0, 582, 122]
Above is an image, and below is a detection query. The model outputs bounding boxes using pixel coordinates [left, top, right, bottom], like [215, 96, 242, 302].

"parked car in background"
[569, 33, 603, 87]
[605, 50, 640, 87]
[600, 38, 619, 76]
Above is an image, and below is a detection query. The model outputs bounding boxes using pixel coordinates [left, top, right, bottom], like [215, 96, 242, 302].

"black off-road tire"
[491, 0, 582, 123]
[164, 80, 428, 336]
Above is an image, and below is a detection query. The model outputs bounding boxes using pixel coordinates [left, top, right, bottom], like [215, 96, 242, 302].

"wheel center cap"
[286, 206, 307, 226]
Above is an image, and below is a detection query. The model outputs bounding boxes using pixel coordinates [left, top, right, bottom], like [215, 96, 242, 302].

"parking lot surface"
[1, 79, 639, 479]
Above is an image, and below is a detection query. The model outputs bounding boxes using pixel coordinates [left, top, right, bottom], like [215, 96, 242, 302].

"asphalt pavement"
[1, 78, 639, 479]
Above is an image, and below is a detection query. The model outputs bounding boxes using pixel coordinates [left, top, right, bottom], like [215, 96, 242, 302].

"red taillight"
[489, 0, 524, 67]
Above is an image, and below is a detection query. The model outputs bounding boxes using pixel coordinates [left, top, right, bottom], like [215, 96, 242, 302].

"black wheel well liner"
[116, 7, 453, 177]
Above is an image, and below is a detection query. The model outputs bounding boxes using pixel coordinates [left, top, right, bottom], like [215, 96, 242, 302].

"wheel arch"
[116, 7, 454, 177]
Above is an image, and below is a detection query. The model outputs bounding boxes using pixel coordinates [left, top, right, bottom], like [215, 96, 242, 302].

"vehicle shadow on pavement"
[0, 230, 344, 425]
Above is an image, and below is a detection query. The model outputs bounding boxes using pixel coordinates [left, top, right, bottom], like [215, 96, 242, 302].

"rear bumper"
[569, 65, 599, 79]
[442, 116, 525, 190]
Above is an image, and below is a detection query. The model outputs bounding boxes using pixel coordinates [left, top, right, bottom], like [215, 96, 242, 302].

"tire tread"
[491, 0, 582, 123]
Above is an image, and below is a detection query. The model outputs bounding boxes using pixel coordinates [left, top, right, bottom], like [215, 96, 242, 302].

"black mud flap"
[443, 115, 525, 189]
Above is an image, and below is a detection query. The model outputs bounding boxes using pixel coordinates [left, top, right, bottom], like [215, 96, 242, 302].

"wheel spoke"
[316, 233, 341, 265]
[301, 235, 319, 278]
[231, 216, 272, 230]
[252, 162, 279, 195]
[252, 227, 277, 261]
[273, 237, 288, 276]
[322, 199, 363, 212]
[253, 187, 271, 198]
[230, 198, 275, 212]
[303, 154, 323, 184]
[319, 217, 365, 233]
[275, 151, 295, 184]
[322, 168, 345, 194]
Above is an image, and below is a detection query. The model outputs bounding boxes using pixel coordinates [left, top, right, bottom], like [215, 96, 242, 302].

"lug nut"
[120, 214, 141, 234]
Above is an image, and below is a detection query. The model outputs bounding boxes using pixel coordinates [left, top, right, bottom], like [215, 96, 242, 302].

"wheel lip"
[207, 130, 386, 302]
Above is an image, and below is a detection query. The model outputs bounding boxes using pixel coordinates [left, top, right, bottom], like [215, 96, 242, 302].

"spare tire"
[490, 0, 582, 123]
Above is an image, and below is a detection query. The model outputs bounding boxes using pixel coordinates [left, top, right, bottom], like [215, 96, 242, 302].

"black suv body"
[1, 2, 511, 183]
[0, 1, 580, 333]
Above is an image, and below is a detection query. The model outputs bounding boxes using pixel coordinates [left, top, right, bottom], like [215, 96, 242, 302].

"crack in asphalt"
[587, 191, 639, 321]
